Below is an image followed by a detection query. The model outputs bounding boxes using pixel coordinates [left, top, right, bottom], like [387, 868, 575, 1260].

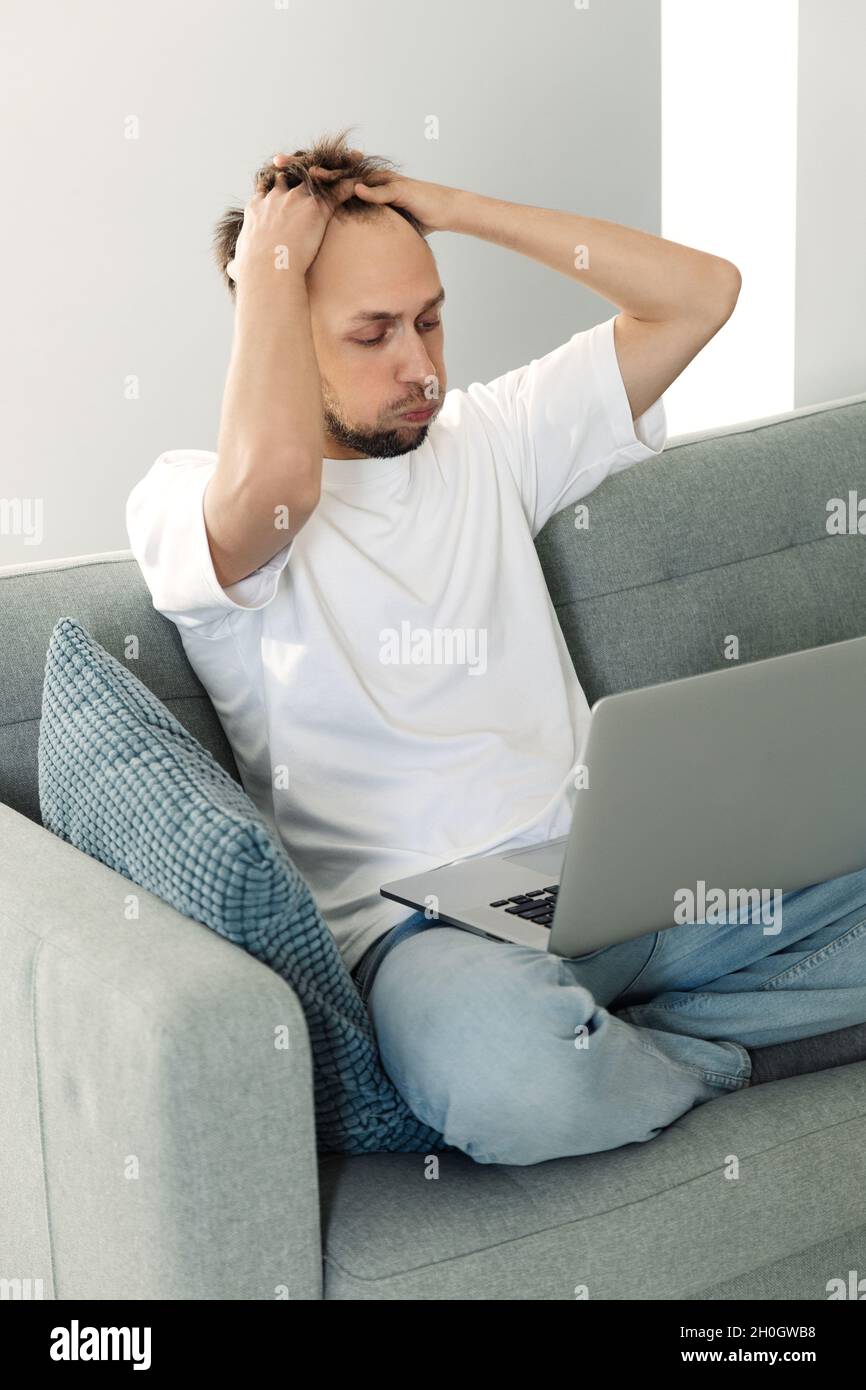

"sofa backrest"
[3, 391, 865, 825]
[0, 553, 241, 824]
[535, 391, 866, 702]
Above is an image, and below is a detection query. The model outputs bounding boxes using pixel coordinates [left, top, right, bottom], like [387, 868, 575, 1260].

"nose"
[397, 334, 440, 400]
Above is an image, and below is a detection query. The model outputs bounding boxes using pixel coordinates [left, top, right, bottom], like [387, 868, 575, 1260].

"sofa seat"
[319, 1063, 866, 1299]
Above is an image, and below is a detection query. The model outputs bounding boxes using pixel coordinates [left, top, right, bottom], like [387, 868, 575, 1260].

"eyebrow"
[344, 288, 445, 327]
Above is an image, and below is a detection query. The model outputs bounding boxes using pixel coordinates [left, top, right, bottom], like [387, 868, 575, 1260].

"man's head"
[213, 130, 447, 460]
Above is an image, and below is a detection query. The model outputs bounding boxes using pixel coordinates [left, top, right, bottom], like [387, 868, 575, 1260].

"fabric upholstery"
[0, 553, 240, 824]
[319, 1062, 866, 1298]
[535, 395, 866, 704]
[0, 800, 323, 1300]
[37, 616, 450, 1156]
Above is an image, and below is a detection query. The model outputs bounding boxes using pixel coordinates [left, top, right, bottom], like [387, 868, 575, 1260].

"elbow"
[720, 258, 742, 308]
[284, 458, 322, 519]
[707, 259, 742, 325]
[297, 470, 322, 516]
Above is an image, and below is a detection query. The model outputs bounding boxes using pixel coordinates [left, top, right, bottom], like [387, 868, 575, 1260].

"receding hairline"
[343, 287, 446, 327]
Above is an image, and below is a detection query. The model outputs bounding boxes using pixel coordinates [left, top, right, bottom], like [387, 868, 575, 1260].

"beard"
[321, 379, 437, 459]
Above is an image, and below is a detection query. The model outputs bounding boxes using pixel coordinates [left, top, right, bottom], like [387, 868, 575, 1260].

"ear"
[226, 258, 237, 282]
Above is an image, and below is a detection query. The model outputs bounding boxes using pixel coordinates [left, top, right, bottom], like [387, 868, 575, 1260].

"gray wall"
[0, 0, 662, 565]
[795, 0, 866, 405]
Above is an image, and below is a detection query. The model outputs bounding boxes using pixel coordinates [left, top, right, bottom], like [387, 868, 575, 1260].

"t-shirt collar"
[320, 454, 412, 488]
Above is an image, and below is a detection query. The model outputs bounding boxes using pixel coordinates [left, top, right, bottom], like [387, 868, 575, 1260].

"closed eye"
[353, 319, 442, 348]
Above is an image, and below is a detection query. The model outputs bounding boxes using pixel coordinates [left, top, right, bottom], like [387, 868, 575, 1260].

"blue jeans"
[352, 865, 866, 1165]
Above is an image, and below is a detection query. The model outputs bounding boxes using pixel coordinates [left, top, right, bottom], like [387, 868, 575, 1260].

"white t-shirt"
[126, 313, 667, 973]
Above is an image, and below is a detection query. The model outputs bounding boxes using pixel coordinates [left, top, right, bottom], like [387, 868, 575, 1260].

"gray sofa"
[3, 390, 866, 1301]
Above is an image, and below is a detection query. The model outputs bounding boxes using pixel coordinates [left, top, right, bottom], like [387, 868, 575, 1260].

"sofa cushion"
[37, 616, 452, 1157]
[319, 1062, 866, 1298]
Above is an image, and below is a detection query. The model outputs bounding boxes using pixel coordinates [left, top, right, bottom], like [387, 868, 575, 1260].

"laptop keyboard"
[489, 886, 558, 929]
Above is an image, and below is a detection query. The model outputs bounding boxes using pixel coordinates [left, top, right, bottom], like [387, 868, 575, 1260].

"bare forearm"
[209, 271, 323, 586]
[217, 270, 323, 491]
[444, 189, 738, 322]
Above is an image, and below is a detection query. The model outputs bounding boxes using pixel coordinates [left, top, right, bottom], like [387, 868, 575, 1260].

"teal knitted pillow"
[37, 617, 451, 1157]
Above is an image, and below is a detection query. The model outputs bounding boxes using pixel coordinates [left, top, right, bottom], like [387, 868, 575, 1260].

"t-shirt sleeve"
[125, 449, 294, 635]
[464, 312, 668, 537]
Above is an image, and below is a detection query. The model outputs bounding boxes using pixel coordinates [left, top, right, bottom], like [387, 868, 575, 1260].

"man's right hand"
[228, 165, 357, 284]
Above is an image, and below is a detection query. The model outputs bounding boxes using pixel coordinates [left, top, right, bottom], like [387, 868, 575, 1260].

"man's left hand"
[350, 173, 458, 234]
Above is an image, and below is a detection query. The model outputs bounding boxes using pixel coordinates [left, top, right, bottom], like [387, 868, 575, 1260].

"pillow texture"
[38, 617, 451, 1156]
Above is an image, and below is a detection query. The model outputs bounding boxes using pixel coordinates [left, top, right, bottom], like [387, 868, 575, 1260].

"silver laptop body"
[379, 633, 866, 958]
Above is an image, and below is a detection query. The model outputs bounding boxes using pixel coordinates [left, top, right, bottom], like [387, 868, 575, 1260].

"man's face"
[306, 207, 447, 459]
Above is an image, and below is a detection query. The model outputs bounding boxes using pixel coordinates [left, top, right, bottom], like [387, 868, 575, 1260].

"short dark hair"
[212, 127, 426, 299]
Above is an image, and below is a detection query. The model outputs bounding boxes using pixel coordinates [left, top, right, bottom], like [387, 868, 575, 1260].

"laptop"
[380, 633, 866, 958]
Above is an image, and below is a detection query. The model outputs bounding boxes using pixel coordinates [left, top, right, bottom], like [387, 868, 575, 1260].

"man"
[127, 134, 866, 1165]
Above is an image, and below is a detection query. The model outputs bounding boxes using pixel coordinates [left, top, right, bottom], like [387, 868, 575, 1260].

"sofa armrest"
[0, 802, 322, 1300]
